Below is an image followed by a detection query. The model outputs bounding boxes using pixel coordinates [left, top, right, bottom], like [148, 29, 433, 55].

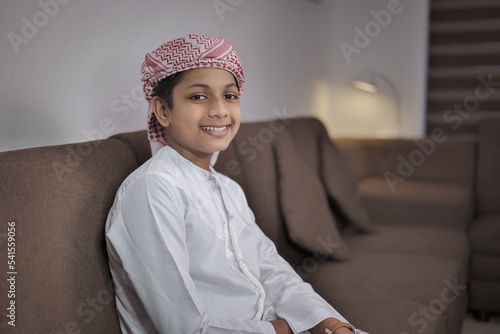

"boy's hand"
[270, 319, 292, 334]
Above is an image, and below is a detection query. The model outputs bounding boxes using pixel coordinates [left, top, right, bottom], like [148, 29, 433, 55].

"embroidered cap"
[141, 34, 245, 155]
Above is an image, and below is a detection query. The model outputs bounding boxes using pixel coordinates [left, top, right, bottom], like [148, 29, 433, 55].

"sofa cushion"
[274, 130, 349, 260]
[282, 118, 374, 233]
[469, 213, 500, 255]
[307, 252, 465, 332]
[358, 177, 473, 229]
[321, 134, 374, 233]
[318, 291, 447, 334]
[343, 224, 470, 286]
[343, 224, 470, 263]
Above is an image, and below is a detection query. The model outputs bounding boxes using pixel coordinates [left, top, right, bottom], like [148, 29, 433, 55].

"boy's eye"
[190, 95, 207, 100]
[224, 94, 238, 100]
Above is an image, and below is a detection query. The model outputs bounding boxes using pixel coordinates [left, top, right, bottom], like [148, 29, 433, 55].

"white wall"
[314, 0, 430, 139]
[0, 0, 429, 152]
[0, 0, 329, 151]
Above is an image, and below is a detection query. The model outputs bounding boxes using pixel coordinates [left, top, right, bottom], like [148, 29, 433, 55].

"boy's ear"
[151, 96, 170, 127]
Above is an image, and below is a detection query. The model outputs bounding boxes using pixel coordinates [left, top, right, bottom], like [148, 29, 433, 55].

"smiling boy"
[151, 67, 241, 170]
[105, 34, 365, 334]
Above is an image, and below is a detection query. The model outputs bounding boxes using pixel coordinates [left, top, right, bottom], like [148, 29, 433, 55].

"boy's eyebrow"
[186, 83, 238, 89]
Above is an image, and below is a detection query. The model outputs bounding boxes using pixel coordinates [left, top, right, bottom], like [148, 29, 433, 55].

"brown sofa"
[0, 117, 498, 334]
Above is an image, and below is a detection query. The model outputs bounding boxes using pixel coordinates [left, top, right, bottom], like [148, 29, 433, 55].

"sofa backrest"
[335, 137, 477, 187]
[0, 137, 144, 333]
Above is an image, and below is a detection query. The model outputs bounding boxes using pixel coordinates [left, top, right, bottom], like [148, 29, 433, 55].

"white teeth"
[201, 126, 226, 132]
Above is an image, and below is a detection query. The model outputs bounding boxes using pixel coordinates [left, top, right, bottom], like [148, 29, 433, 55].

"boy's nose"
[207, 97, 229, 118]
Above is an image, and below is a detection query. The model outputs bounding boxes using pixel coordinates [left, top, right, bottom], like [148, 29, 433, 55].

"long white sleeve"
[252, 224, 350, 333]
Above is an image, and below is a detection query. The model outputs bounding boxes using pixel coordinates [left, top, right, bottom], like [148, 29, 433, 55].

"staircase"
[427, 0, 500, 138]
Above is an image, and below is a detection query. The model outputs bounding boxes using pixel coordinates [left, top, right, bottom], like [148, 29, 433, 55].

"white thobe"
[105, 146, 350, 334]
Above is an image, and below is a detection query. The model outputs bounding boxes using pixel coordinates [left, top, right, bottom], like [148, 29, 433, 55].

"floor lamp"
[353, 68, 402, 138]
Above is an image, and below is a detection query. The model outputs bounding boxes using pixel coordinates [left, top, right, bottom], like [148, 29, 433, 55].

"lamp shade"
[353, 68, 377, 93]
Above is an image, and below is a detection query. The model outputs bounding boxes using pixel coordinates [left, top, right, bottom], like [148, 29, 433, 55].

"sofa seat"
[341, 224, 470, 332]
[343, 224, 470, 268]
[316, 291, 448, 334]
[307, 252, 465, 334]
[307, 253, 462, 304]
[358, 177, 473, 229]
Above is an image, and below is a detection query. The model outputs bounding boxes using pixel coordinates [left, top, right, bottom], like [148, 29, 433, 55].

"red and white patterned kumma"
[141, 34, 245, 155]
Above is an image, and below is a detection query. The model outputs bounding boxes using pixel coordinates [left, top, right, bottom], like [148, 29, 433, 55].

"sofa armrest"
[476, 119, 500, 214]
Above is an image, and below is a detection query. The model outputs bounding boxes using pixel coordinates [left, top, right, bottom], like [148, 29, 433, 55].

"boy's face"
[155, 68, 242, 165]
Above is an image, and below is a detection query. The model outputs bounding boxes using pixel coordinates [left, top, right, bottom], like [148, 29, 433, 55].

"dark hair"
[151, 69, 240, 110]
[151, 71, 188, 110]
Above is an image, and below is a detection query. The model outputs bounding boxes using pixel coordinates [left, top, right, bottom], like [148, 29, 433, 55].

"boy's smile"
[151, 68, 242, 170]
[200, 125, 231, 137]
